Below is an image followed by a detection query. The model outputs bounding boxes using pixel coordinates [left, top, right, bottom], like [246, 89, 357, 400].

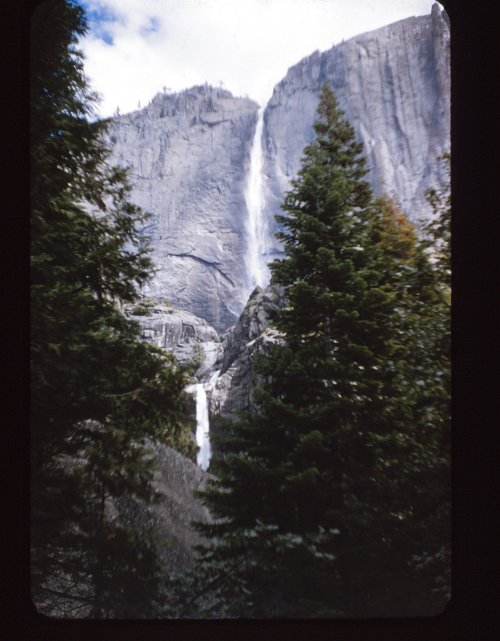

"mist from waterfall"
[244, 107, 270, 295]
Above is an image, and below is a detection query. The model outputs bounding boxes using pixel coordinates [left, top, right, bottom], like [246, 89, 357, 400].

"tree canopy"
[30, 0, 193, 617]
[189, 84, 450, 618]
[30, 9, 450, 616]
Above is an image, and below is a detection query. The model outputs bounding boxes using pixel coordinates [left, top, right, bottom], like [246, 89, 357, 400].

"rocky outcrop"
[107, 86, 259, 332]
[211, 285, 285, 417]
[126, 290, 284, 420]
[126, 294, 285, 417]
[128, 303, 222, 380]
[35, 441, 213, 618]
[262, 3, 450, 263]
[113, 443, 213, 576]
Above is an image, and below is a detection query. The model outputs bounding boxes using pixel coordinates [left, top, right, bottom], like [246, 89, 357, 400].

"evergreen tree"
[30, 0, 193, 617]
[191, 85, 450, 618]
[423, 152, 451, 287]
[397, 153, 451, 609]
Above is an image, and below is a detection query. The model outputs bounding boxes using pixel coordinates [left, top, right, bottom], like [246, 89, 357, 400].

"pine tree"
[191, 85, 450, 618]
[424, 152, 451, 287]
[395, 153, 451, 609]
[30, 0, 193, 617]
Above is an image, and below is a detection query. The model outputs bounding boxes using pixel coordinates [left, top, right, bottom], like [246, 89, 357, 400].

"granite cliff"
[114, 443, 213, 577]
[127, 291, 283, 420]
[210, 285, 285, 418]
[261, 4, 450, 261]
[107, 86, 259, 332]
[128, 302, 223, 381]
[107, 6, 450, 332]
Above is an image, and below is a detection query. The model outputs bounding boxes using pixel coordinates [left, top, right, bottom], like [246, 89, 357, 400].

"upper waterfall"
[105, 11, 449, 331]
[244, 108, 270, 295]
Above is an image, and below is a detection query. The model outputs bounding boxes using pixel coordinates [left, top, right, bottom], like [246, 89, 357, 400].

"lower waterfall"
[195, 384, 211, 471]
[189, 370, 220, 471]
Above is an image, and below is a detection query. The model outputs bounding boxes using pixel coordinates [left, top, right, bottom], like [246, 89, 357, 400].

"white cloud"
[80, 0, 438, 117]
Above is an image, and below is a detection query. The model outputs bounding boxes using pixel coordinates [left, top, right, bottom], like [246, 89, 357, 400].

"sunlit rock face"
[262, 4, 450, 262]
[107, 86, 259, 332]
[128, 303, 223, 380]
[106, 7, 449, 332]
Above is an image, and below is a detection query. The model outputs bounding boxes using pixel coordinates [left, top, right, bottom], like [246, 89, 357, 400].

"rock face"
[107, 86, 259, 332]
[262, 4, 450, 266]
[128, 303, 223, 380]
[211, 285, 285, 418]
[107, 7, 449, 332]
[126, 294, 284, 418]
[114, 443, 213, 576]
[92, 10, 451, 601]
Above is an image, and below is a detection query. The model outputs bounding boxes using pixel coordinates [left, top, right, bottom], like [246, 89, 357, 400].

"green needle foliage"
[423, 152, 451, 288]
[189, 84, 450, 618]
[31, 0, 193, 617]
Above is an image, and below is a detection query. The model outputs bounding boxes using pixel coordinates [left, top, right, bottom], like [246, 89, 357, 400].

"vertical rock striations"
[106, 86, 259, 332]
[262, 4, 450, 262]
[106, 8, 449, 331]
[210, 285, 285, 417]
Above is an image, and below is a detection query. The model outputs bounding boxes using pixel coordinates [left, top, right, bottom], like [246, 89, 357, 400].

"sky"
[79, 0, 441, 118]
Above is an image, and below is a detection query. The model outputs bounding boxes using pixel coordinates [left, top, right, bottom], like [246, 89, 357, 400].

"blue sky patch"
[81, 2, 117, 45]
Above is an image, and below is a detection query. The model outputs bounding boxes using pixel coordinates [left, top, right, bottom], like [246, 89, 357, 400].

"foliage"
[423, 152, 451, 287]
[130, 297, 159, 316]
[183, 343, 205, 376]
[30, 0, 192, 617]
[190, 85, 450, 618]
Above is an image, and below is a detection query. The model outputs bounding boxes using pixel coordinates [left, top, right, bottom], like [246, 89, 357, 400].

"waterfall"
[244, 107, 270, 294]
[158, 322, 166, 349]
[188, 370, 220, 471]
[195, 384, 211, 471]
[207, 369, 221, 389]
